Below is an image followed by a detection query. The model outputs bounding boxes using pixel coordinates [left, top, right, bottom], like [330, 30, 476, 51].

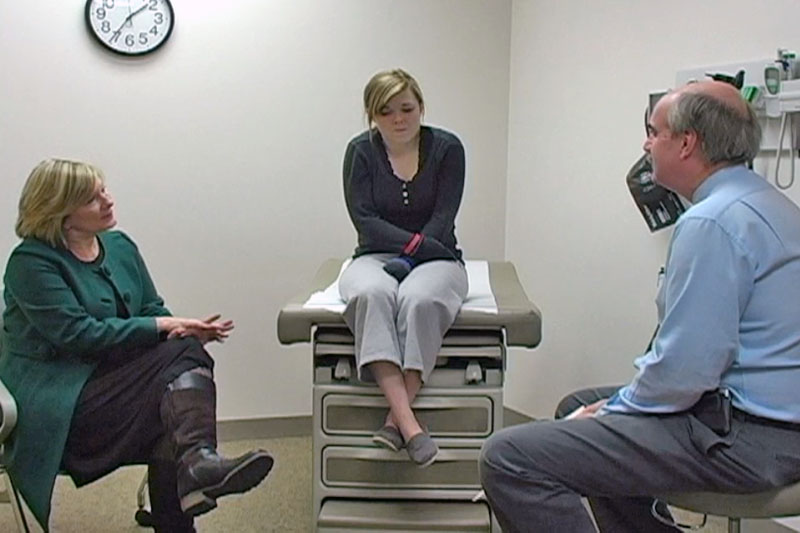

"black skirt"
[62, 337, 214, 486]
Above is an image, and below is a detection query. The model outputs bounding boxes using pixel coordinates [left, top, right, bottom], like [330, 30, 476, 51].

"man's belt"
[733, 408, 800, 431]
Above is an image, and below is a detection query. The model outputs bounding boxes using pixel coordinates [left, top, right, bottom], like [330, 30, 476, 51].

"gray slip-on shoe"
[406, 432, 438, 468]
[372, 425, 405, 452]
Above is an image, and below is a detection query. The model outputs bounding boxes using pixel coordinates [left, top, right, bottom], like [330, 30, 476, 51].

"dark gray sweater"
[343, 125, 465, 262]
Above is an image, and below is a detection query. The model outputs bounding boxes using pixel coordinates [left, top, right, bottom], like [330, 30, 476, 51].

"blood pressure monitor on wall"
[626, 152, 686, 232]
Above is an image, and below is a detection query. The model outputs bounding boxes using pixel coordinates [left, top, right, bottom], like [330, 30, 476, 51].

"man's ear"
[679, 130, 699, 160]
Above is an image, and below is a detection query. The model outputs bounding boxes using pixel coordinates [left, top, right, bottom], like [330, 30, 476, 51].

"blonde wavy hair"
[16, 158, 105, 248]
[363, 68, 425, 128]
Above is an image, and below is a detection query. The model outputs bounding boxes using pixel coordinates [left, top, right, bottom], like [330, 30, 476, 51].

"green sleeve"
[5, 252, 160, 357]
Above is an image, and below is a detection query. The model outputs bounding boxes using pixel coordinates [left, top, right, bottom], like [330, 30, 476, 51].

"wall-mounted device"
[763, 64, 782, 118]
[765, 64, 782, 95]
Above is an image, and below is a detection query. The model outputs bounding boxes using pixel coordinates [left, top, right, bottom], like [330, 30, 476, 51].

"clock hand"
[113, 1, 151, 34]
[130, 2, 151, 19]
[115, 1, 131, 37]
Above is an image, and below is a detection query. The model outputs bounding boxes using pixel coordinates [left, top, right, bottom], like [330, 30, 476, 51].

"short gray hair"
[667, 91, 761, 165]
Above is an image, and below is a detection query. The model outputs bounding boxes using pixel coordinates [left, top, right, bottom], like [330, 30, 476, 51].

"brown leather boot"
[176, 447, 274, 516]
[160, 369, 274, 517]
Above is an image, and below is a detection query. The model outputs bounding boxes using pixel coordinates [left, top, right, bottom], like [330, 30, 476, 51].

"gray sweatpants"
[338, 254, 468, 382]
[480, 386, 800, 532]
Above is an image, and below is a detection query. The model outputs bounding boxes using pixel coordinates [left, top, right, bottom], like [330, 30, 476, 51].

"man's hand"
[565, 399, 608, 419]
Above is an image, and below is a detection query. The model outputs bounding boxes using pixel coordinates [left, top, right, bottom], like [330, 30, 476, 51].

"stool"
[661, 483, 800, 533]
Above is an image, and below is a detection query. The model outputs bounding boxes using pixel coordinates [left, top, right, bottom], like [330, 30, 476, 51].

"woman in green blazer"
[0, 159, 273, 532]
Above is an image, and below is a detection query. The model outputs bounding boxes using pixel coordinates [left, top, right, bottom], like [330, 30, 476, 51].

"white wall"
[0, 0, 512, 419]
[505, 0, 800, 418]
[7, 0, 799, 423]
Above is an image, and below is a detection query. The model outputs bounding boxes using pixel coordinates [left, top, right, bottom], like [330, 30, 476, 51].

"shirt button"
[403, 200, 409, 205]
[402, 191, 408, 197]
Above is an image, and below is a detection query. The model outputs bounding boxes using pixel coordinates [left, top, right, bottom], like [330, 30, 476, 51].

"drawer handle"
[334, 357, 352, 381]
[465, 361, 483, 384]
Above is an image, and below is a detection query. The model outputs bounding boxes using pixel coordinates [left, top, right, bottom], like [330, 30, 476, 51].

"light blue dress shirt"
[603, 165, 800, 422]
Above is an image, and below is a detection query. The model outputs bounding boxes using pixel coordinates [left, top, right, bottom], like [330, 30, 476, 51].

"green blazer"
[0, 230, 170, 530]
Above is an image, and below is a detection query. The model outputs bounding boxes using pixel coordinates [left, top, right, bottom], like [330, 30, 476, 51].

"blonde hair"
[16, 158, 105, 248]
[363, 68, 424, 127]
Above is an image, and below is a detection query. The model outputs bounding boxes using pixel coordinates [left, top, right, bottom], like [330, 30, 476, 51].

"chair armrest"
[0, 377, 17, 444]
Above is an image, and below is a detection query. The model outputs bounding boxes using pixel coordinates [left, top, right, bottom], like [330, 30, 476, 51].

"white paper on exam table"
[302, 259, 499, 314]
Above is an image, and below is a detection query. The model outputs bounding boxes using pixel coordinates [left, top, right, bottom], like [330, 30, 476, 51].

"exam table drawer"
[317, 499, 491, 532]
[322, 447, 480, 489]
[322, 394, 494, 438]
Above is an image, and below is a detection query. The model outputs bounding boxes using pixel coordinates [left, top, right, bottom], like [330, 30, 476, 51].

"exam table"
[278, 259, 541, 532]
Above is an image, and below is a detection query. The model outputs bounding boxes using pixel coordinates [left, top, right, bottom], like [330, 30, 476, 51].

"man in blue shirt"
[480, 81, 800, 532]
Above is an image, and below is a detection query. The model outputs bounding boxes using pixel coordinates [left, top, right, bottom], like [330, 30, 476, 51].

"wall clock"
[85, 0, 175, 56]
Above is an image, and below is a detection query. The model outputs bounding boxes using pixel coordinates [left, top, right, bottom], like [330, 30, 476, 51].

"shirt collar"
[691, 165, 748, 204]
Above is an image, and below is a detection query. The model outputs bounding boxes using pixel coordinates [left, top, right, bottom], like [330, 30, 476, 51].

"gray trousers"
[480, 386, 800, 533]
[338, 254, 468, 382]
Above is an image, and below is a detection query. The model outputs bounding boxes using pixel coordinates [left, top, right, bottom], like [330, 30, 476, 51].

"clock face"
[85, 0, 174, 56]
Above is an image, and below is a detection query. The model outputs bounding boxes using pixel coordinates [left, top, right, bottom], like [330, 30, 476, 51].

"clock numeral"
[110, 31, 121, 43]
[148, 0, 158, 10]
[139, 32, 149, 45]
[95, 7, 106, 20]
[125, 34, 135, 47]
[149, 25, 158, 36]
[154, 12, 164, 24]
[101, 20, 111, 33]
[103, 0, 115, 8]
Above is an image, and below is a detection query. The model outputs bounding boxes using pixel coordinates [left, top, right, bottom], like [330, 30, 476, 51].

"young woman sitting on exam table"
[0, 159, 273, 532]
[339, 68, 469, 468]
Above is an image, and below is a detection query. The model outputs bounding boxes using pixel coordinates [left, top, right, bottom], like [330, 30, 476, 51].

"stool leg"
[728, 517, 741, 533]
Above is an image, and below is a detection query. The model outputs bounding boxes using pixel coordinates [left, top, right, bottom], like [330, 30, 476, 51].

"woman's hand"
[383, 255, 416, 282]
[156, 315, 235, 344]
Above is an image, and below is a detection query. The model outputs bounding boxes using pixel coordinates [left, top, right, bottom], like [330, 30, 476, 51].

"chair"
[0, 299, 153, 531]
[0, 300, 32, 532]
[661, 483, 800, 533]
